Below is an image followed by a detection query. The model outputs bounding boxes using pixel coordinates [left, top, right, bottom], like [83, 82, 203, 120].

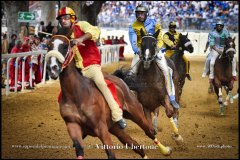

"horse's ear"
[186, 32, 188, 37]
[179, 33, 182, 38]
[140, 28, 145, 37]
[153, 29, 160, 38]
[233, 36, 236, 42]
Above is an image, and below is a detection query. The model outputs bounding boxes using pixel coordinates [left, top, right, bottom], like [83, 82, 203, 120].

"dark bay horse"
[169, 33, 194, 98]
[212, 37, 236, 115]
[45, 28, 173, 159]
[114, 29, 183, 145]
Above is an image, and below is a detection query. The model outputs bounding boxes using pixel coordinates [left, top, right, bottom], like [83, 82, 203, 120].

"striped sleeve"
[77, 21, 100, 42]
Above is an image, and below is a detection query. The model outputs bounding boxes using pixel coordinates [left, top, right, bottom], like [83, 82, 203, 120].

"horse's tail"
[112, 68, 136, 90]
[113, 69, 126, 80]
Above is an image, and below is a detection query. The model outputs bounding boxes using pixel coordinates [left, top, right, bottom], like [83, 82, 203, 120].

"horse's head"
[223, 36, 236, 62]
[46, 28, 74, 80]
[140, 28, 160, 69]
[178, 33, 194, 53]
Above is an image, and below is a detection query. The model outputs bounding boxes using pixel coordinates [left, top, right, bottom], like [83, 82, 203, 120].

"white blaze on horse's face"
[50, 57, 58, 70]
[145, 49, 150, 60]
[53, 39, 64, 51]
[49, 39, 64, 73]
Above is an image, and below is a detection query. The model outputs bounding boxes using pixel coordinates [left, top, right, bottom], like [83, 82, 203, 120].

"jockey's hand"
[171, 44, 177, 49]
[217, 49, 223, 54]
[73, 38, 85, 46]
[135, 51, 141, 55]
[155, 47, 160, 53]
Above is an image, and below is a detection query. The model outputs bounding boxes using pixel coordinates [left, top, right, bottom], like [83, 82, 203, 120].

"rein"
[219, 47, 235, 59]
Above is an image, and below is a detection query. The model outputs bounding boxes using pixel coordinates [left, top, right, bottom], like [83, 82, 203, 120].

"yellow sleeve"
[155, 23, 163, 48]
[163, 33, 174, 47]
[76, 21, 100, 42]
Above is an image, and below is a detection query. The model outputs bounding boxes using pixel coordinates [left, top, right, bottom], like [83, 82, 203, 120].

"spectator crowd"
[97, 1, 238, 31]
[1, 32, 51, 91]
[99, 35, 128, 61]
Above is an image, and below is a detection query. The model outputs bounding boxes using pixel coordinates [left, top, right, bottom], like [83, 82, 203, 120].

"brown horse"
[169, 33, 194, 98]
[114, 29, 183, 145]
[45, 27, 173, 159]
[212, 37, 236, 115]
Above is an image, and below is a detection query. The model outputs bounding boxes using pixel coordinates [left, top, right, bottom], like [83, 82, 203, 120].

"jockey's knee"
[95, 80, 107, 88]
[210, 61, 215, 67]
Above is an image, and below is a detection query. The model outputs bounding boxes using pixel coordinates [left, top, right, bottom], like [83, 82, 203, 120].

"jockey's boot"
[117, 118, 127, 129]
[186, 74, 192, 81]
[202, 72, 207, 78]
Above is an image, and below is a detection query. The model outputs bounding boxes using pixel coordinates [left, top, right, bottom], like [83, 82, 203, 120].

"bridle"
[46, 35, 77, 70]
[140, 35, 158, 62]
[219, 39, 236, 60]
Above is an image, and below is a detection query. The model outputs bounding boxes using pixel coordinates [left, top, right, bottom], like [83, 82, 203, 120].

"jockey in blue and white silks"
[208, 20, 237, 82]
[128, 5, 179, 109]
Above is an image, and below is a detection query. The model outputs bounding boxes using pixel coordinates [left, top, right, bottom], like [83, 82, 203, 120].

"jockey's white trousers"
[203, 50, 213, 75]
[209, 49, 237, 79]
[130, 52, 176, 100]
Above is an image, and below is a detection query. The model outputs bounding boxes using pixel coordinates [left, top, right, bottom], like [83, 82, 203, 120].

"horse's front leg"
[152, 107, 159, 133]
[95, 121, 116, 159]
[224, 86, 234, 106]
[66, 122, 85, 159]
[215, 85, 225, 116]
[125, 102, 172, 156]
[163, 95, 183, 144]
[228, 80, 235, 104]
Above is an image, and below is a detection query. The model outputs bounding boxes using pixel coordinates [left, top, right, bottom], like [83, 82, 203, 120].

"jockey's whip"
[29, 28, 53, 36]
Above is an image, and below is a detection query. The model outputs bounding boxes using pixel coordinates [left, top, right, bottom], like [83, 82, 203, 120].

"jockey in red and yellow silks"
[56, 7, 126, 129]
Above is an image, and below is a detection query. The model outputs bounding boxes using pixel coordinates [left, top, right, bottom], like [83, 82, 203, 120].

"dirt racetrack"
[2, 56, 239, 159]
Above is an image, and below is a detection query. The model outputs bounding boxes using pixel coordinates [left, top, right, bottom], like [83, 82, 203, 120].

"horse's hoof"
[143, 155, 148, 159]
[172, 134, 183, 145]
[77, 155, 84, 159]
[230, 98, 234, 104]
[162, 146, 172, 156]
[223, 101, 228, 106]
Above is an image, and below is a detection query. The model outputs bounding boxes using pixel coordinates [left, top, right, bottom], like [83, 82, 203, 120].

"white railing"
[99, 44, 125, 65]
[2, 51, 48, 96]
[1, 44, 126, 96]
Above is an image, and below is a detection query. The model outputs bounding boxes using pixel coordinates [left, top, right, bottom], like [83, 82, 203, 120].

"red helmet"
[56, 7, 77, 23]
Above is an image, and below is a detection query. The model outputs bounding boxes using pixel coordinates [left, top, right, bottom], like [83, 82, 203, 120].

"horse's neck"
[138, 62, 161, 81]
[219, 53, 231, 66]
[175, 43, 184, 56]
[59, 62, 86, 93]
